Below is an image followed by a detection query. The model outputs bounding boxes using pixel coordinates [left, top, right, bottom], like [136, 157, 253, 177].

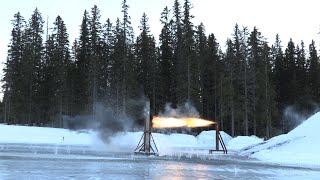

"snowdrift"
[227, 136, 263, 151]
[241, 112, 320, 166]
[0, 124, 99, 146]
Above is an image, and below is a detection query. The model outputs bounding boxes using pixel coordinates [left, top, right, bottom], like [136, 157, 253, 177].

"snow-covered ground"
[0, 124, 99, 146]
[240, 112, 320, 167]
[1, 111, 320, 167]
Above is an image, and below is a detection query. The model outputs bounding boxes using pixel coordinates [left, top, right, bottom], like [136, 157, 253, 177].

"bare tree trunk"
[253, 75, 257, 136]
[116, 82, 120, 115]
[265, 54, 270, 139]
[59, 96, 62, 128]
[122, 57, 126, 116]
[93, 57, 97, 121]
[187, 56, 190, 100]
[244, 57, 249, 136]
[28, 75, 32, 125]
[4, 86, 9, 124]
[230, 67, 235, 137]
[220, 77, 224, 131]
[214, 65, 217, 119]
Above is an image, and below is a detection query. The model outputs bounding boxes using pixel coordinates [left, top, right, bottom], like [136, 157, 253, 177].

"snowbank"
[0, 124, 99, 146]
[196, 130, 232, 147]
[227, 136, 263, 151]
[241, 112, 320, 166]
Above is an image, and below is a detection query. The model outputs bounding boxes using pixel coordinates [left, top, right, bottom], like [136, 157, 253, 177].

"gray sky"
[1, 0, 320, 85]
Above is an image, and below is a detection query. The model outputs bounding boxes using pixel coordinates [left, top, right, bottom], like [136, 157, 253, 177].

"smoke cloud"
[283, 101, 319, 132]
[158, 101, 200, 118]
[63, 102, 134, 142]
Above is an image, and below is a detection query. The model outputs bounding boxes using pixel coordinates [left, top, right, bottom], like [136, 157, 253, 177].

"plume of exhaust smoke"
[158, 101, 200, 118]
[64, 102, 134, 142]
[283, 102, 319, 132]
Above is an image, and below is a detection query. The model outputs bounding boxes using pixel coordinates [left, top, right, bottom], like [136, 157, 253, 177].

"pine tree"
[159, 6, 174, 108]
[271, 34, 284, 131]
[231, 24, 244, 135]
[136, 13, 157, 114]
[247, 27, 263, 136]
[176, 0, 201, 113]
[197, 24, 209, 118]
[224, 39, 236, 136]
[295, 41, 308, 97]
[240, 26, 250, 136]
[22, 8, 44, 125]
[308, 40, 319, 100]
[171, 0, 183, 108]
[100, 18, 114, 104]
[88, 5, 103, 115]
[44, 15, 70, 127]
[3, 12, 26, 124]
[75, 10, 90, 113]
[284, 39, 297, 105]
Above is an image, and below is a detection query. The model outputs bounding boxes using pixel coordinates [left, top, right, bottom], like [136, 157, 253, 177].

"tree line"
[2, 0, 320, 138]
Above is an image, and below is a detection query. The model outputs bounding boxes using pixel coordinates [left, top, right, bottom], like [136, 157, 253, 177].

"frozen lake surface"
[0, 143, 319, 179]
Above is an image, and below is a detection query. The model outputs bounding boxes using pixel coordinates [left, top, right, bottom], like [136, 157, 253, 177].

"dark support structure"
[134, 101, 159, 156]
[209, 122, 227, 154]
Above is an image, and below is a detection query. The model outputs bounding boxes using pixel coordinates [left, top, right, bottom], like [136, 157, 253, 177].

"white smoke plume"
[283, 102, 319, 132]
[158, 101, 200, 118]
[63, 102, 134, 143]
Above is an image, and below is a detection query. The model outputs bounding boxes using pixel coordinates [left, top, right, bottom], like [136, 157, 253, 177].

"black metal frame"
[134, 130, 159, 156]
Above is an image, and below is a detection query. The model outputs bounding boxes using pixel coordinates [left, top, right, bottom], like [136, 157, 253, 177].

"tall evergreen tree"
[247, 27, 263, 136]
[224, 39, 236, 136]
[44, 15, 70, 127]
[100, 18, 114, 104]
[3, 12, 26, 124]
[171, 0, 183, 108]
[308, 40, 319, 100]
[75, 10, 91, 113]
[159, 6, 174, 108]
[136, 13, 157, 114]
[22, 8, 44, 125]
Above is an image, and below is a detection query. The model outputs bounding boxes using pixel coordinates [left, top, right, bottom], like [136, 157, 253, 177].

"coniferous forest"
[2, 0, 320, 138]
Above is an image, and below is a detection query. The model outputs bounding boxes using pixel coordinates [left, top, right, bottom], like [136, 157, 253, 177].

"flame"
[152, 116, 215, 128]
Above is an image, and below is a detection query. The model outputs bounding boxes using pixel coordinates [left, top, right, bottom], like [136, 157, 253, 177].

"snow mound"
[0, 124, 99, 146]
[196, 130, 232, 148]
[241, 112, 320, 166]
[227, 136, 263, 151]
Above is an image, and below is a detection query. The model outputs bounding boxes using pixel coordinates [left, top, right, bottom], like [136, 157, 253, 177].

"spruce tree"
[159, 6, 174, 108]
[136, 13, 157, 114]
[22, 8, 44, 125]
[75, 10, 90, 113]
[308, 40, 319, 100]
[3, 12, 26, 124]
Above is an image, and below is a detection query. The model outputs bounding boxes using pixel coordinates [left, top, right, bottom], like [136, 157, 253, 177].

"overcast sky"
[1, 0, 320, 83]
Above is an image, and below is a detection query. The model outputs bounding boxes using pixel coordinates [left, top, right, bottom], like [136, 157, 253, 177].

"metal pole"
[216, 123, 219, 151]
[144, 101, 150, 153]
